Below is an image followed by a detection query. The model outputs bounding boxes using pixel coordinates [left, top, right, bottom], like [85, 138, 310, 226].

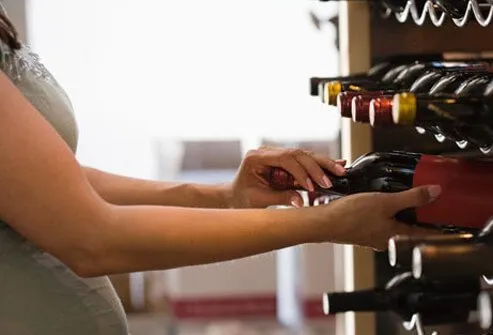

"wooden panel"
[370, 14, 493, 58]
[335, 2, 376, 335]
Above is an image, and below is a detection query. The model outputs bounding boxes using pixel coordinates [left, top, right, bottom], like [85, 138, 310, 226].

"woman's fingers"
[249, 146, 345, 191]
[295, 151, 333, 189]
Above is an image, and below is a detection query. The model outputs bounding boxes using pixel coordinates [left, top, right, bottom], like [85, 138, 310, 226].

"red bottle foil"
[265, 168, 296, 190]
[413, 155, 493, 230]
[337, 92, 359, 118]
[351, 95, 372, 123]
[337, 91, 385, 119]
[369, 96, 393, 127]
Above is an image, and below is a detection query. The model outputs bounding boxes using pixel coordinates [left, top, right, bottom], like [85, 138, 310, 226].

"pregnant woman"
[0, 3, 439, 334]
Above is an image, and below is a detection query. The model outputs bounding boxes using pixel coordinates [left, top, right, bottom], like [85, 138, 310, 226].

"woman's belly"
[0, 223, 129, 335]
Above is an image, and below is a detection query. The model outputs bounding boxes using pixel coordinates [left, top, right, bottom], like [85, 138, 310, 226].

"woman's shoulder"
[0, 26, 80, 151]
[0, 41, 80, 151]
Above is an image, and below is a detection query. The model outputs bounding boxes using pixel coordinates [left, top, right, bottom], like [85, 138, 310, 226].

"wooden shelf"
[335, 2, 375, 335]
[334, 3, 493, 335]
[371, 14, 493, 58]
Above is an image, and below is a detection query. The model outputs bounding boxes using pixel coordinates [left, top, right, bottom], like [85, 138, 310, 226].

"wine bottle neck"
[393, 93, 493, 125]
[418, 95, 493, 124]
[323, 289, 390, 314]
[414, 243, 493, 280]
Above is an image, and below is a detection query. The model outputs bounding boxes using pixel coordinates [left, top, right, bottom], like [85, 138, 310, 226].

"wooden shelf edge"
[335, 2, 376, 335]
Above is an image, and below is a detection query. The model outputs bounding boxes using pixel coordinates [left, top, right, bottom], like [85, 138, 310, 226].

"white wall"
[23, 1, 341, 326]
[26, 0, 340, 180]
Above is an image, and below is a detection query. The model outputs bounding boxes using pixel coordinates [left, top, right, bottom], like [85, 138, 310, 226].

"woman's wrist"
[178, 182, 233, 209]
[214, 182, 234, 208]
[263, 205, 330, 245]
[294, 204, 349, 245]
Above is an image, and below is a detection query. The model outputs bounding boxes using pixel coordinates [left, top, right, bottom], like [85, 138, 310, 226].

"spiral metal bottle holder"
[380, 0, 493, 27]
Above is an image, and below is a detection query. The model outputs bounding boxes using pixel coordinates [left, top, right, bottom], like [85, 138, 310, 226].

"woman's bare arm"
[0, 71, 325, 277]
[0, 70, 438, 277]
[82, 167, 230, 208]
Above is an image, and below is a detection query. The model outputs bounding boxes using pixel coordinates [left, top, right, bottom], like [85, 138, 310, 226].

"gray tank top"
[0, 4, 129, 334]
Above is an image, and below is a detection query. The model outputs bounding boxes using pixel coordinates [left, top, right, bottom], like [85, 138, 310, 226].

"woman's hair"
[0, 12, 20, 50]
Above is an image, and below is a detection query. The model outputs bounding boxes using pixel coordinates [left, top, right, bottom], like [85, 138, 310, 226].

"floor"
[127, 314, 335, 335]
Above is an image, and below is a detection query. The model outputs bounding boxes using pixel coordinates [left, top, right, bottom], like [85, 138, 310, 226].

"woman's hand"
[312, 185, 442, 250]
[226, 146, 346, 209]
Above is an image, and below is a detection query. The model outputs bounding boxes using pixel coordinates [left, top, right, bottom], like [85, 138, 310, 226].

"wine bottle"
[453, 75, 493, 153]
[392, 75, 493, 127]
[325, 61, 491, 106]
[369, 96, 394, 126]
[323, 64, 412, 105]
[314, 53, 446, 99]
[266, 151, 419, 195]
[392, 78, 493, 150]
[312, 76, 364, 97]
[337, 91, 386, 120]
[265, 151, 493, 231]
[366, 69, 493, 126]
[311, 62, 396, 97]
[413, 244, 493, 280]
[353, 70, 447, 124]
[318, 64, 410, 104]
[315, 53, 452, 97]
[412, 219, 493, 280]
[265, 151, 493, 230]
[429, 71, 486, 95]
[388, 232, 475, 270]
[323, 272, 480, 326]
[426, 72, 490, 145]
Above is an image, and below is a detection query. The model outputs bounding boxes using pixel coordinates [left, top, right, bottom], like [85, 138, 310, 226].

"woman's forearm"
[90, 204, 326, 277]
[83, 167, 230, 208]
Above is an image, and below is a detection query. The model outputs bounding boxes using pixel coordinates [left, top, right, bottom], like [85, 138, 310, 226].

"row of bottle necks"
[310, 56, 493, 155]
[318, 0, 493, 20]
[322, 218, 493, 332]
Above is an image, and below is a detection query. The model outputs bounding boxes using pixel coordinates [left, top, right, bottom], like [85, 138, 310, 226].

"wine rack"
[328, 1, 493, 335]
[379, 0, 493, 27]
[337, 2, 493, 158]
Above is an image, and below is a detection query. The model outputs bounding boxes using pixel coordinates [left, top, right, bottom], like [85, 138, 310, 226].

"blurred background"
[5, 0, 342, 334]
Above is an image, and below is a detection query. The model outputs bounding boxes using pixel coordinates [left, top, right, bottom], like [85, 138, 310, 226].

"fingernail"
[291, 197, 302, 208]
[335, 164, 346, 175]
[322, 175, 332, 188]
[306, 178, 315, 192]
[427, 185, 442, 202]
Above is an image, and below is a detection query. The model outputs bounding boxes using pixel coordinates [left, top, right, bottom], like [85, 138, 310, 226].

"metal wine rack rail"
[379, 0, 493, 27]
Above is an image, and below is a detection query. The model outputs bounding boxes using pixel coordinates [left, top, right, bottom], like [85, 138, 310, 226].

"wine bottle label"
[413, 155, 493, 230]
